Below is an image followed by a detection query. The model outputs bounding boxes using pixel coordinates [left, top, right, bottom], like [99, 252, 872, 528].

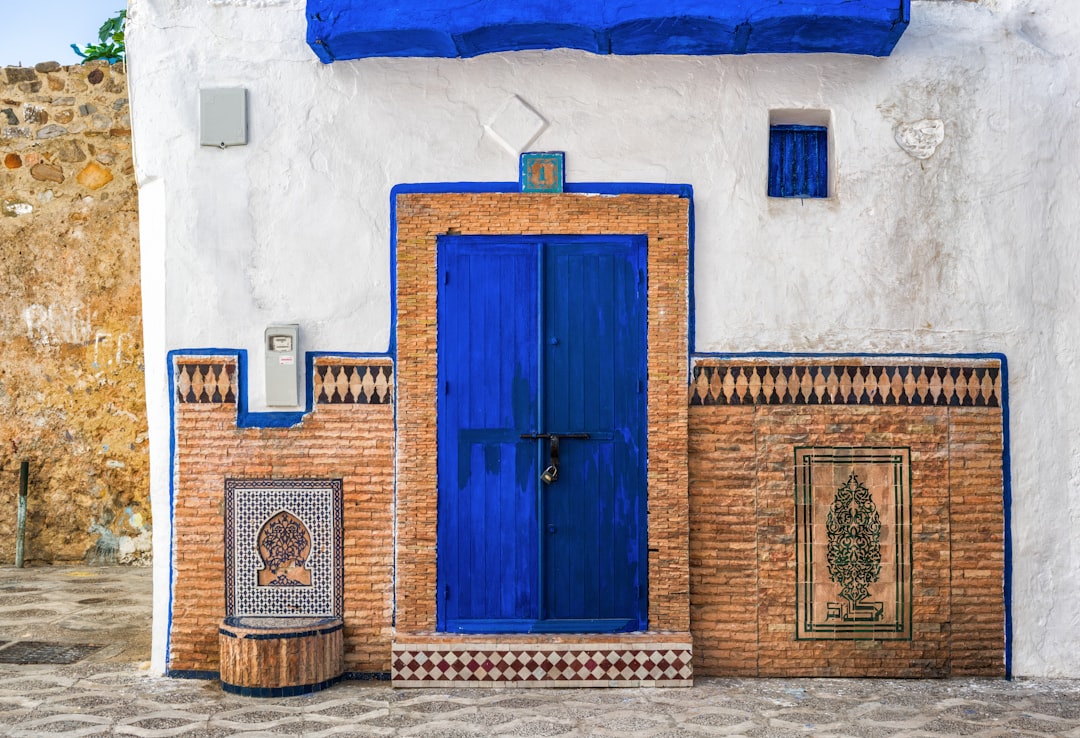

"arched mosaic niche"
[224, 479, 343, 617]
[257, 510, 314, 587]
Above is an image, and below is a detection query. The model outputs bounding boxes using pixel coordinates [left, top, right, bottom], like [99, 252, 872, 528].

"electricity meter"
[264, 325, 299, 406]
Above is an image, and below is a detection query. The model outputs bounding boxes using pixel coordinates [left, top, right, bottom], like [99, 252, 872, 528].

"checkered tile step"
[392, 642, 693, 687]
[690, 359, 1002, 407]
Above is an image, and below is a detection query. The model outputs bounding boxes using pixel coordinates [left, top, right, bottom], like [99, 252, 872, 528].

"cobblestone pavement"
[1, 567, 1078, 737]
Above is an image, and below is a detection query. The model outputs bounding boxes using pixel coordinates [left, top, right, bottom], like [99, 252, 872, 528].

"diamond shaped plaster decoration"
[485, 95, 548, 156]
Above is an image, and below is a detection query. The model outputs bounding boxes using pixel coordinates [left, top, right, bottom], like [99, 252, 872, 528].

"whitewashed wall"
[127, 0, 1080, 677]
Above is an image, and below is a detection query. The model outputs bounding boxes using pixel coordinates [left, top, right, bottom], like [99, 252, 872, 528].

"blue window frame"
[769, 125, 828, 199]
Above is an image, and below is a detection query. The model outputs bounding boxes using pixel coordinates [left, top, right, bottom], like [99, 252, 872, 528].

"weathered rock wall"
[0, 61, 148, 565]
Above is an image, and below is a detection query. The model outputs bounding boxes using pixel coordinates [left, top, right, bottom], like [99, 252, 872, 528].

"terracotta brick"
[688, 381, 1004, 677]
[394, 192, 691, 640]
[169, 358, 394, 674]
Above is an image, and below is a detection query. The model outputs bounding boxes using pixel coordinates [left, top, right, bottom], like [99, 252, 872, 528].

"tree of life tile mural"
[795, 448, 912, 640]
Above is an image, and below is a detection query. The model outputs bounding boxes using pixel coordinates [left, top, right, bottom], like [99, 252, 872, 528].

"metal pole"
[15, 461, 28, 568]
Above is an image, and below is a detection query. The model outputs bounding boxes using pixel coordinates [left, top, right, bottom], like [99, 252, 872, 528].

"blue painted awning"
[307, 1, 910, 63]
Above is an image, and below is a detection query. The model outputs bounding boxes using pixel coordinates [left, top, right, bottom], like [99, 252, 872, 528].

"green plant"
[72, 10, 126, 64]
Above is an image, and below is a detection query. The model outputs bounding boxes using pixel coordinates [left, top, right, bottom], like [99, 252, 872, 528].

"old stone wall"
[0, 61, 147, 564]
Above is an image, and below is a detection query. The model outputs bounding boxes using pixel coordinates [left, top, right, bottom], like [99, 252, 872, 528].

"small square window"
[768, 125, 828, 198]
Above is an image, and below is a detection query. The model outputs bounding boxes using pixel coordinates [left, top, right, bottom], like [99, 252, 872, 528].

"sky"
[1, 0, 127, 68]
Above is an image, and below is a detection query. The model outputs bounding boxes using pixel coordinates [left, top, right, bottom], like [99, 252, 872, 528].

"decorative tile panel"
[176, 361, 237, 404]
[795, 447, 912, 640]
[690, 360, 1001, 407]
[313, 363, 393, 404]
[392, 642, 693, 687]
[224, 479, 344, 618]
[520, 151, 565, 193]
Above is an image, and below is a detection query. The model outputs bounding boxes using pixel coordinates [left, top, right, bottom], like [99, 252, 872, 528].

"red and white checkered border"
[392, 641, 693, 687]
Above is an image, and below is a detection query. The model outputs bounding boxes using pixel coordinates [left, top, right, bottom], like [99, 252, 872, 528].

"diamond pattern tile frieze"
[690, 360, 1001, 407]
[175, 361, 237, 403]
[313, 363, 394, 404]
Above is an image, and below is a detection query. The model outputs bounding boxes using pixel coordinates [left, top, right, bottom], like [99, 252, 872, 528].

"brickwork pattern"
[394, 192, 691, 638]
[948, 410, 1006, 675]
[688, 358, 1005, 677]
[169, 356, 394, 674]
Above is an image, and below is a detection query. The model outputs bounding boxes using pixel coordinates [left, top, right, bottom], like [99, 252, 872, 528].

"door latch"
[520, 432, 591, 485]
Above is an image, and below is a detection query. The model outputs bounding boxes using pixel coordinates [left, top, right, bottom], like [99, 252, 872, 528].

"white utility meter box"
[199, 88, 247, 148]
[265, 325, 299, 406]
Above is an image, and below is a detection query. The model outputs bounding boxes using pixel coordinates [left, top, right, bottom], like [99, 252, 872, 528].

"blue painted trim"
[165, 353, 179, 674]
[687, 194, 696, 355]
[163, 347, 392, 674]
[693, 351, 1008, 361]
[390, 185, 694, 631]
[168, 348, 392, 428]
[306, 0, 911, 61]
[219, 622, 345, 641]
[694, 350, 1013, 675]
[165, 669, 392, 682]
[1000, 355, 1012, 679]
[343, 671, 392, 681]
[389, 180, 694, 367]
[390, 181, 692, 197]
[221, 675, 343, 697]
[445, 618, 637, 634]
[166, 669, 219, 680]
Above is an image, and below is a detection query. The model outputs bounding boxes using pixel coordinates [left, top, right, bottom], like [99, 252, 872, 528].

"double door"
[436, 235, 647, 633]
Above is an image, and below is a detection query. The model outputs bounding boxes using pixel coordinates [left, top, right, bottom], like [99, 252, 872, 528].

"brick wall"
[688, 358, 1005, 677]
[393, 191, 692, 636]
[169, 356, 395, 674]
[167, 202, 1006, 681]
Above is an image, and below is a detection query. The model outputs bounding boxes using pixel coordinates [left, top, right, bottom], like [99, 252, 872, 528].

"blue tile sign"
[520, 152, 564, 193]
[306, 0, 910, 62]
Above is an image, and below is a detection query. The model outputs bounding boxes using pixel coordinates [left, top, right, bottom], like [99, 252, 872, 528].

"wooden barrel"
[218, 616, 344, 696]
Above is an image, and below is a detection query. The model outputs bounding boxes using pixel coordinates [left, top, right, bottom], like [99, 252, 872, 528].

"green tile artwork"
[795, 447, 912, 640]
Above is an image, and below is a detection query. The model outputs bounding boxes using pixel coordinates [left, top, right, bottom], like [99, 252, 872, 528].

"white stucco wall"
[127, 0, 1080, 676]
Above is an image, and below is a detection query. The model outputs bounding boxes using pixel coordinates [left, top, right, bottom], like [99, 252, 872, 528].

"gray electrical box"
[200, 88, 247, 148]
[265, 325, 299, 406]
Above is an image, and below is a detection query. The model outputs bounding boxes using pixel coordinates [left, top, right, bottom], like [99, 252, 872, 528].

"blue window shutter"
[769, 125, 828, 198]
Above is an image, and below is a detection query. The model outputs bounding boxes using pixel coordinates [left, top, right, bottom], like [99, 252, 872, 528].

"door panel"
[437, 241, 539, 625]
[437, 235, 646, 633]
[543, 243, 646, 624]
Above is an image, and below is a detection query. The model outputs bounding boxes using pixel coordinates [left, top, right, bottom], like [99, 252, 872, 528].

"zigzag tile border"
[176, 361, 237, 404]
[313, 361, 394, 404]
[392, 642, 693, 687]
[690, 358, 1002, 407]
[174, 357, 395, 405]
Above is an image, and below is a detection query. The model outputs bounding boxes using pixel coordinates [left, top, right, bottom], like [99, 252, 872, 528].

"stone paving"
[1, 566, 1079, 737]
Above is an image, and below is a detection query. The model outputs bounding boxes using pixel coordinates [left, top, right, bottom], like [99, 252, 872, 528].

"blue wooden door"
[436, 235, 647, 633]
